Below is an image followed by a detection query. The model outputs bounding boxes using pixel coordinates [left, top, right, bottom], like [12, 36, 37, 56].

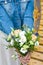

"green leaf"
[29, 45, 34, 51]
[29, 41, 34, 45]
[23, 45, 29, 50]
[20, 63, 23, 65]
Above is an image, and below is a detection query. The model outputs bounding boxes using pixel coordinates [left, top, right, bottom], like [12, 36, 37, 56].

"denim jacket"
[0, 0, 34, 34]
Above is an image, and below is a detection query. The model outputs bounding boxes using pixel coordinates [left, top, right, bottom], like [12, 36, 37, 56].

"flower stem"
[20, 63, 23, 65]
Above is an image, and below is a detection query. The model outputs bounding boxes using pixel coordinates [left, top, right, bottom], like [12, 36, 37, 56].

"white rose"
[35, 41, 39, 46]
[19, 36, 26, 43]
[19, 31, 25, 37]
[20, 48, 27, 54]
[14, 30, 21, 37]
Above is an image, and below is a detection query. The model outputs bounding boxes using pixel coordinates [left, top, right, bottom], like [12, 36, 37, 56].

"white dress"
[0, 31, 20, 65]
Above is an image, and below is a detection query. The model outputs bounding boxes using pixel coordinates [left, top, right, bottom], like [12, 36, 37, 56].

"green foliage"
[13, 40, 21, 50]
[6, 25, 39, 56]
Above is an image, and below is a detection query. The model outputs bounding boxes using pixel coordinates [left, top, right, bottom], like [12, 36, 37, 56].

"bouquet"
[6, 25, 39, 65]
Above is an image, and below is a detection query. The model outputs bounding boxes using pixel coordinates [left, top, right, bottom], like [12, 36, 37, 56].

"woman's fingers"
[18, 53, 30, 65]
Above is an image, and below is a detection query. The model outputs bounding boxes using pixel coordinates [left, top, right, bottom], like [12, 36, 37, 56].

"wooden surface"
[28, 1, 43, 65]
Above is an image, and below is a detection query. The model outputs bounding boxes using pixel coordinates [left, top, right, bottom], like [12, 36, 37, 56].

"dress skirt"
[0, 30, 20, 65]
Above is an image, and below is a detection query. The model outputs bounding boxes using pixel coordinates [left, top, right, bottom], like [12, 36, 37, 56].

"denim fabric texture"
[0, 0, 34, 34]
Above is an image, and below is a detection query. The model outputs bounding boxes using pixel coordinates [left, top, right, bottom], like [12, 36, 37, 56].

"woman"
[0, 0, 34, 65]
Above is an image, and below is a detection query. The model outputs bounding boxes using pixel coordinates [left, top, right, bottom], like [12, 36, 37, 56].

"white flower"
[11, 55, 15, 58]
[20, 48, 27, 54]
[11, 55, 17, 60]
[35, 41, 39, 46]
[19, 31, 25, 37]
[10, 39, 14, 45]
[19, 36, 26, 43]
[14, 29, 21, 37]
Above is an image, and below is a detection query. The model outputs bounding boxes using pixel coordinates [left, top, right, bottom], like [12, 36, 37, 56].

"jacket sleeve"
[0, 5, 14, 34]
[24, 0, 34, 30]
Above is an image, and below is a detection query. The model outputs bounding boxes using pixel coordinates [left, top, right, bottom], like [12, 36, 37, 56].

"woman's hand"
[18, 53, 30, 65]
